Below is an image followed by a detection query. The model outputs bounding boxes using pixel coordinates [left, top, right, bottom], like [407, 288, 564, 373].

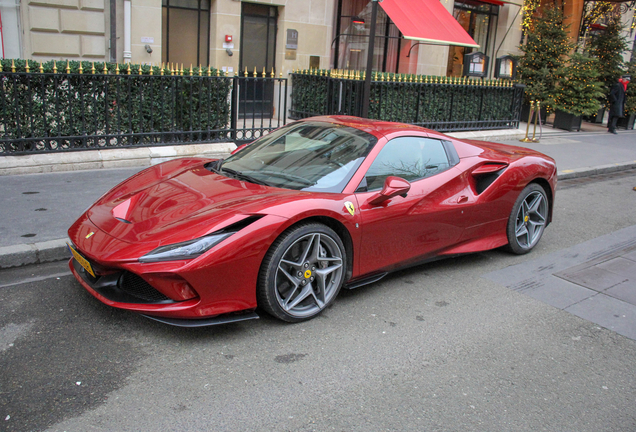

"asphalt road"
[1, 171, 636, 432]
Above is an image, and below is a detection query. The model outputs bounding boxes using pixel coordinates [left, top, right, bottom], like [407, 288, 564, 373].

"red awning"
[379, 0, 480, 48]
[478, 0, 505, 6]
[479, 0, 523, 6]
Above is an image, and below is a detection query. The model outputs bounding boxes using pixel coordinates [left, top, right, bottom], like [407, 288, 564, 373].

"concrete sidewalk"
[0, 121, 635, 269]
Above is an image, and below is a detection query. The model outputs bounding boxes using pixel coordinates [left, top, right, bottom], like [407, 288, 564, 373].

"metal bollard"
[520, 101, 535, 143]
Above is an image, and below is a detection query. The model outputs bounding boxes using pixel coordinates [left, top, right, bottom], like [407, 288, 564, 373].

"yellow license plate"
[68, 243, 96, 278]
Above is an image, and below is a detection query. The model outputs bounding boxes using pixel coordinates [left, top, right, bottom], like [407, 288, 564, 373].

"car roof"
[305, 115, 432, 139]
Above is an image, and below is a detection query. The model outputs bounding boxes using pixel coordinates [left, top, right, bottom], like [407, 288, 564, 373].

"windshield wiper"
[257, 170, 315, 186]
[205, 159, 223, 173]
[220, 167, 273, 187]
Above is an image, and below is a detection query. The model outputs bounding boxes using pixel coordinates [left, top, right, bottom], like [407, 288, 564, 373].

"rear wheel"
[257, 223, 346, 322]
[505, 183, 548, 254]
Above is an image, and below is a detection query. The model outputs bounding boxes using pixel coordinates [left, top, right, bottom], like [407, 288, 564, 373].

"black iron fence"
[290, 69, 525, 132]
[0, 60, 287, 155]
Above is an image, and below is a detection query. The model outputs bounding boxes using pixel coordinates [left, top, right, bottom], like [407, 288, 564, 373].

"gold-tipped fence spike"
[244, 66, 248, 77]
[11, 59, 16, 73]
[103, 63, 108, 74]
[40, 61, 44, 73]
[139, 64, 143, 74]
[126, 63, 130, 75]
[78, 62, 83, 74]
[189, 64, 193, 76]
[53, 60, 58, 74]
[150, 64, 154, 75]
[115, 63, 120, 75]
[207, 65, 211, 77]
[66, 60, 70, 74]
[199, 64, 202, 76]
[216, 68, 220, 77]
[0, 62, 3, 72]
[271, 67, 275, 78]
[90, 62, 95, 74]
[25, 61, 30, 73]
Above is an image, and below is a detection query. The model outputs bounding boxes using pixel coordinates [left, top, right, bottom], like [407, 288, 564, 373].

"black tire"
[505, 183, 549, 255]
[257, 223, 346, 322]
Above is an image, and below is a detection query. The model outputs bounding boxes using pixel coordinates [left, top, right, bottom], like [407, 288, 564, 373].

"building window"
[162, 0, 210, 66]
[332, 0, 418, 73]
[447, 0, 498, 77]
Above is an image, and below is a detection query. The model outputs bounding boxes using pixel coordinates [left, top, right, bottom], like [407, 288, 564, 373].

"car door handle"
[457, 195, 468, 203]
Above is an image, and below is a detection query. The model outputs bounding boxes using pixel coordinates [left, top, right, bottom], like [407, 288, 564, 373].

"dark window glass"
[162, 0, 210, 65]
[363, 137, 451, 191]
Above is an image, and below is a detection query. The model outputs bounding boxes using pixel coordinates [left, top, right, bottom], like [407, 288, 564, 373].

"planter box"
[553, 110, 582, 131]
[583, 107, 605, 124]
[520, 103, 547, 124]
[616, 114, 636, 130]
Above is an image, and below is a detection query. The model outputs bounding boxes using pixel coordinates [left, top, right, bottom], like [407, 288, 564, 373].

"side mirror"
[368, 176, 411, 205]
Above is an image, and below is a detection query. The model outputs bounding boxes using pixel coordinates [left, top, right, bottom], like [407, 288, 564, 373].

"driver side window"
[360, 137, 451, 191]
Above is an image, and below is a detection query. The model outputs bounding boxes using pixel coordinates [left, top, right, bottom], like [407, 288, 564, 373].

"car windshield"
[218, 121, 377, 192]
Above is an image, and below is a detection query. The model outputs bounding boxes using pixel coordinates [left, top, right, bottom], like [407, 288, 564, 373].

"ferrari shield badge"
[344, 201, 355, 216]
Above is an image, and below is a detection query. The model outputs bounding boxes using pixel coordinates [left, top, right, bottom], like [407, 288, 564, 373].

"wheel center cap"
[304, 270, 312, 279]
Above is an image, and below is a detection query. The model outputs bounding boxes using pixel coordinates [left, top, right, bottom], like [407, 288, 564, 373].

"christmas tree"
[586, 17, 628, 102]
[554, 53, 605, 117]
[517, 6, 573, 111]
[625, 61, 636, 115]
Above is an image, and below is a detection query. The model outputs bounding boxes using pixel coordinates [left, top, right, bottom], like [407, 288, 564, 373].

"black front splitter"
[141, 311, 259, 327]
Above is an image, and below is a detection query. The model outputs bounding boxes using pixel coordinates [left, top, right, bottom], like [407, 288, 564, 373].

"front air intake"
[120, 272, 171, 302]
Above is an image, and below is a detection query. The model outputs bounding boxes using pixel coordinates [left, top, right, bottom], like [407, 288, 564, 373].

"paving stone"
[484, 224, 636, 341]
[555, 265, 629, 292]
[565, 293, 636, 340]
[622, 249, 636, 262]
[605, 280, 636, 307]
[516, 278, 597, 310]
[596, 256, 636, 279]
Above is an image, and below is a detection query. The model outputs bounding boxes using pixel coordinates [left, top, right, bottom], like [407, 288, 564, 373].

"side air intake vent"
[471, 162, 508, 195]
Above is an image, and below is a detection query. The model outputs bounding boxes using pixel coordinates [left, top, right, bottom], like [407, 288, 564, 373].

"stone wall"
[22, 0, 108, 61]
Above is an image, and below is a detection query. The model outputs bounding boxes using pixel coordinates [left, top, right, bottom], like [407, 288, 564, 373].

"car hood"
[87, 160, 301, 245]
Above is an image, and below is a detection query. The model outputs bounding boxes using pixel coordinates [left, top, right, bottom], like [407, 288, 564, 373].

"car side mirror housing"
[368, 176, 411, 205]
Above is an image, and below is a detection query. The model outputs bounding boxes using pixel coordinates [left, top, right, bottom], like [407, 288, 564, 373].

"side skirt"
[141, 312, 260, 327]
[343, 272, 388, 290]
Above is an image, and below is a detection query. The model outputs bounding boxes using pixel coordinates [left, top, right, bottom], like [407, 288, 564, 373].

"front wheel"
[505, 183, 549, 255]
[257, 223, 346, 322]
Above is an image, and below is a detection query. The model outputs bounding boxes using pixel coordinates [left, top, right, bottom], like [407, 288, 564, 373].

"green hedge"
[0, 59, 232, 153]
[290, 70, 522, 130]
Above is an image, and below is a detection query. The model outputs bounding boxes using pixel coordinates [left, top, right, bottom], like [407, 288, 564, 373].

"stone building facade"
[1, 0, 634, 79]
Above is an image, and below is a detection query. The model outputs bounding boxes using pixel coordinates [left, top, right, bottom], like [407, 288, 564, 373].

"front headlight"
[139, 232, 233, 263]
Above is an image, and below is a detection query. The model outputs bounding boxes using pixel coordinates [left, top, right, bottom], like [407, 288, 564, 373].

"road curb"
[557, 160, 636, 180]
[0, 238, 69, 269]
[0, 142, 237, 176]
[2, 162, 635, 270]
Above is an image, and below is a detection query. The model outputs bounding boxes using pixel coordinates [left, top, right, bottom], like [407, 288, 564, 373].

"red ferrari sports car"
[68, 116, 556, 326]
